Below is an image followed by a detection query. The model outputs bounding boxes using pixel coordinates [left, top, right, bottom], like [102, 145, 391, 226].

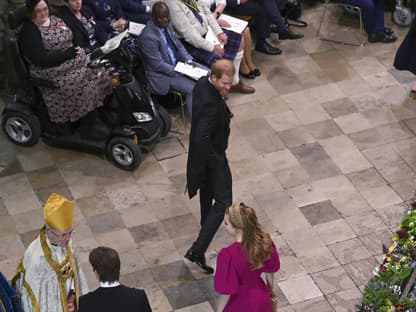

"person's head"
[64, 0, 82, 14]
[225, 202, 273, 269]
[152, 2, 170, 28]
[26, 0, 50, 25]
[89, 247, 121, 282]
[44, 193, 74, 247]
[210, 59, 235, 98]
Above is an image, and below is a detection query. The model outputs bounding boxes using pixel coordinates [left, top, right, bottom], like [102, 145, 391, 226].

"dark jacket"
[186, 76, 231, 198]
[394, 18, 416, 75]
[119, 0, 150, 24]
[84, 0, 124, 34]
[19, 18, 76, 68]
[78, 285, 152, 312]
[56, 5, 108, 49]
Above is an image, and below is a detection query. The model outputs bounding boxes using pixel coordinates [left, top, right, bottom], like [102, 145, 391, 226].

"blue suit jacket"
[139, 20, 193, 95]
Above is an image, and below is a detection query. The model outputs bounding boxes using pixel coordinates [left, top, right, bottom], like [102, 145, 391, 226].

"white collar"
[99, 281, 120, 288]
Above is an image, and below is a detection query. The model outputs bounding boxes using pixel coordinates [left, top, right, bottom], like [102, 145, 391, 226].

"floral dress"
[29, 15, 112, 123]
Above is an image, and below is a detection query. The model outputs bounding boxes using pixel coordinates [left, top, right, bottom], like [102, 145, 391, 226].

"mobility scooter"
[1, 6, 172, 171]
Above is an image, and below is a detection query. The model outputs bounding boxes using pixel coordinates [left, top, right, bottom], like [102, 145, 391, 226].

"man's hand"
[217, 33, 228, 45]
[217, 19, 231, 28]
[112, 18, 127, 32]
[213, 44, 225, 57]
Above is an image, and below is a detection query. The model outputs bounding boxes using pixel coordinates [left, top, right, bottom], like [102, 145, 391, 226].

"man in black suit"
[78, 247, 152, 312]
[185, 59, 234, 274]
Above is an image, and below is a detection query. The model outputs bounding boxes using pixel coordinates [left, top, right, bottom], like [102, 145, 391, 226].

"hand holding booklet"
[218, 14, 248, 34]
[175, 62, 209, 80]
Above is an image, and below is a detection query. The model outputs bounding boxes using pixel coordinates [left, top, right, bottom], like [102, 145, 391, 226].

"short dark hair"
[89, 246, 121, 282]
[26, 0, 48, 17]
[152, 1, 169, 19]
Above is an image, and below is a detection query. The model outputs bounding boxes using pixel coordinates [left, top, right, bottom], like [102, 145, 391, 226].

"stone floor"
[1, 4, 416, 312]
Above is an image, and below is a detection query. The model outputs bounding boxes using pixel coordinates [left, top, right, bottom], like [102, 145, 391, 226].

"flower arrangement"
[359, 202, 416, 312]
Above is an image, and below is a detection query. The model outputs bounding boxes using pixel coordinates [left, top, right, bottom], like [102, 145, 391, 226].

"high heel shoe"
[240, 71, 256, 79]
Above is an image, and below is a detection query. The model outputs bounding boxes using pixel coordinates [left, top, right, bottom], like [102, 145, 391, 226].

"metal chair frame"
[169, 90, 187, 135]
[316, 2, 366, 47]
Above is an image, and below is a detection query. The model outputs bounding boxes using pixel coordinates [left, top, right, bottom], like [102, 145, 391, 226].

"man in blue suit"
[140, 1, 196, 116]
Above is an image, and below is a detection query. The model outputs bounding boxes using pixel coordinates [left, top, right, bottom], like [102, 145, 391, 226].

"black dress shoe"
[368, 31, 397, 43]
[279, 29, 304, 40]
[384, 27, 394, 35]
[252, 68, 261, 77]
[255, 42, 282, 55]
[184, 249, 214, 274]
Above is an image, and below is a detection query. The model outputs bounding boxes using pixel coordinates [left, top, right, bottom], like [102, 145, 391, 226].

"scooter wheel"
[392, 7, 412, 27]
[158, 105, 172, 137]
[2, 111, 41, 147]
[107, 136, 143, 171]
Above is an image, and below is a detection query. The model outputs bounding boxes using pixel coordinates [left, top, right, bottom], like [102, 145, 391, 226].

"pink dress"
[214, 242, 280, 312]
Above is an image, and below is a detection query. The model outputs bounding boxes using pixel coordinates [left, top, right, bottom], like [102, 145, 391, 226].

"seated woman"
[341, 0, 397, 43]
[201, 0, 260, 79]
[20, 0, 112, 134]
[57, 0, 107, 52]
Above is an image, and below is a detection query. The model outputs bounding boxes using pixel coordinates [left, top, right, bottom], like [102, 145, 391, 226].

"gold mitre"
[43, 193, 74, 232]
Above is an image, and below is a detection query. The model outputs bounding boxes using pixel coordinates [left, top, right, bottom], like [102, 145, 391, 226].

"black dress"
[394, 18, 416, 75]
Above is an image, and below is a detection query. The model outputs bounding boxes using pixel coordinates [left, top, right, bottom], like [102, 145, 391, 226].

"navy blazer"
[139, 20, 193, 95]
[84, 0, 125, 33]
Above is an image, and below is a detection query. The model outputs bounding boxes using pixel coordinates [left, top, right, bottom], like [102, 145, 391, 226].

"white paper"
[174, 62, 209, 80]
[205, 26, 223, 48]
[218, 14, 248, 34]
[101, 30, 129, 54]
[128, 21, 146, 36]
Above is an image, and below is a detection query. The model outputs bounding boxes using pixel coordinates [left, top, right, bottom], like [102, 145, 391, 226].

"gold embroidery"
[12, 260, 40, 312]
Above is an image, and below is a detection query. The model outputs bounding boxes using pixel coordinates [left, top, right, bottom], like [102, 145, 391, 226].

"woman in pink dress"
[214, 202, 280, 312]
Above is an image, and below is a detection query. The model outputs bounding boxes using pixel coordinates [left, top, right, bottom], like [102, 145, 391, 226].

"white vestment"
[13, 228, 88, 312]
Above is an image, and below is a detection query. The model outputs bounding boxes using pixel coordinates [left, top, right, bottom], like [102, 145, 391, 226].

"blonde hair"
[226, 203, 273, 270]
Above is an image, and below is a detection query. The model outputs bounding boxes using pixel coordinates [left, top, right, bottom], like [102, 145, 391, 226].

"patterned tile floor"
[1, 4, 416, 311]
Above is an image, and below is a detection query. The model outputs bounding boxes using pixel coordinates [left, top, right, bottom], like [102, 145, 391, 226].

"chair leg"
[316, 4, 328, 39]
[316, 3, 365, 47]
[358, 8, 365, 46]
[179, 94, 187, 134]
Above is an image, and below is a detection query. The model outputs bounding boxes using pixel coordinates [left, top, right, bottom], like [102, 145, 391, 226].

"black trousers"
[191, 155, 232, 256]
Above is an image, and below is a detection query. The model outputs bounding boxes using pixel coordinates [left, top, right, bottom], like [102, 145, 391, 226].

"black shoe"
[252, 68, 261, 77]
[184, 249, 214, 274]
[255, 42, 282, 55]
[384, 27, 394, 35]
[368, 31, 397, 43]
[279, 29, 304, 40]
[240, 71, 256, 79]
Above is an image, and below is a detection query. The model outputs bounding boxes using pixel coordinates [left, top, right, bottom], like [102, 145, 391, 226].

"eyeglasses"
[48, 229, 74, 239]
